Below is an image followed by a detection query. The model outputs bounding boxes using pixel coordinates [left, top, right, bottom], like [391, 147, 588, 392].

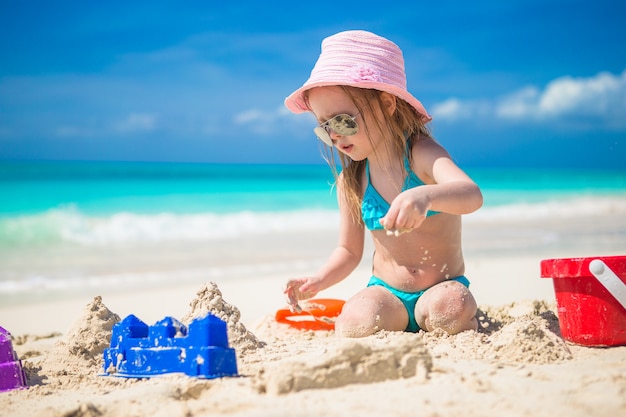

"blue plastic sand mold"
[0, 326, 28, 392]
[102, 314, 238, 379]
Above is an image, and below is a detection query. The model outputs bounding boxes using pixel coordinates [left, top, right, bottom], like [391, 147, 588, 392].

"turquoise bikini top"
[361, 154, 440, 231]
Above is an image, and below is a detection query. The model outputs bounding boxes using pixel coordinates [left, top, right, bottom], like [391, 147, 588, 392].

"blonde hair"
[311, 86, 432, 225]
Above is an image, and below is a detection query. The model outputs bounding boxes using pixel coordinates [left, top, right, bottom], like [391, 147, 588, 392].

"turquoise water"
[2, 161, 625, 214]
[469, 168, 626, 206]
[1, 160, 625, 247]
[1, 160, 625, 300]
[0, 161, 338, 216]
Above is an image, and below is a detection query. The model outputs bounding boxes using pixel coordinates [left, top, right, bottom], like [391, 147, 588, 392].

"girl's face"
[307, 86, 381, 161]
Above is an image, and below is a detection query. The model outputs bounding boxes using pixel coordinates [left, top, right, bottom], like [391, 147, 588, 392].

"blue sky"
[1, 1, 624, 169]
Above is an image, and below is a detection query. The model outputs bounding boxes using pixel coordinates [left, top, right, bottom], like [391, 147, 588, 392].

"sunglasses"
[313, 113, 360, 146]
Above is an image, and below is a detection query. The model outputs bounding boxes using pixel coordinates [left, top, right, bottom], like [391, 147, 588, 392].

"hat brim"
[284, 81, 432, 123]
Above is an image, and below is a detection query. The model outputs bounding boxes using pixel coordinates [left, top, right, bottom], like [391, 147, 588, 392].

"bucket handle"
[589, 259, 626, 311]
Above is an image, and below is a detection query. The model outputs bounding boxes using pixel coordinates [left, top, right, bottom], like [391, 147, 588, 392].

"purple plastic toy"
[0, 326, 27, 392]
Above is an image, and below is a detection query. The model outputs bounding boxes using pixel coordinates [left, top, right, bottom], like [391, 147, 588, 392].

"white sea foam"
[62, 210, 339, 245]
[465, 195, 626, 223]
[2, 196, 625, 298]
[2, 196, 625, 247]
[0, 207, 340, 246]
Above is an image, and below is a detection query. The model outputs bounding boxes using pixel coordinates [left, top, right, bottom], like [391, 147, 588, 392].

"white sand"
[1, 212, 625, 416]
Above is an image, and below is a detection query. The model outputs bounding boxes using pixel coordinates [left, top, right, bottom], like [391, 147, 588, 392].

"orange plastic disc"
[275, 299, 345, 331]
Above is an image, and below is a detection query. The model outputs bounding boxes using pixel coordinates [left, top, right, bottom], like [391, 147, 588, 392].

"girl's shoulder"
[410, 134, 451, 161]
[409, 135, 452, 182]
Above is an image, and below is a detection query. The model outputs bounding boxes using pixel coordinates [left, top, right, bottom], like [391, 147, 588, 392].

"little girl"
[283, 30, 483, 337]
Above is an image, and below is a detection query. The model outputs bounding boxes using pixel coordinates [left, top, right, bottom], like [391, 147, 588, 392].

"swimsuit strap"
[365, 149, 411, 187]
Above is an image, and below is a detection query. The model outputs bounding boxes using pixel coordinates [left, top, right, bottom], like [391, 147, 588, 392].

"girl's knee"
[335, 310, 380, 338]
[417, 281, 478, 334]
[335, 287, 408, 338]
[335, 294, 384, 337]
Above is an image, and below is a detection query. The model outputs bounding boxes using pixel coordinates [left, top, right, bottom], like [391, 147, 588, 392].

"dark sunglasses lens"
[328, 114, 358, 135]
[313, 114, 359, 146]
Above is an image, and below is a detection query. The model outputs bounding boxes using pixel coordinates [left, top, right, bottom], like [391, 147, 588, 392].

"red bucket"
[541, 255, 626, 346]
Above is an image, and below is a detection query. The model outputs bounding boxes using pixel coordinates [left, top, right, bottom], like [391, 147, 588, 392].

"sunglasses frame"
[313, 113, 360, 146]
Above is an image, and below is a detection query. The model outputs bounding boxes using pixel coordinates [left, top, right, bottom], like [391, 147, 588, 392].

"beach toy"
[541, 255, 626, 346]
[102, 314, 238, 379]
[275, 299, 345, 331]
[0, 326, 28, 393]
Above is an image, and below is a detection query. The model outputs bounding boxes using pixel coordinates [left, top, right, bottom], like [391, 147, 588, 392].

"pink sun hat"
[285, 30, 432, 122]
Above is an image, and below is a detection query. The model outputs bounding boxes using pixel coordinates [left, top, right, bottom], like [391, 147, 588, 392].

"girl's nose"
[328, 129, 342, 141]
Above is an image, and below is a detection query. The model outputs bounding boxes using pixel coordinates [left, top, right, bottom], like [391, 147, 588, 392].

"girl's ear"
[379, 92, 397, 116]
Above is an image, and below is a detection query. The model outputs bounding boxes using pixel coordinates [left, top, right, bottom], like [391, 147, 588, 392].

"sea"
[1, 160, 625, 305]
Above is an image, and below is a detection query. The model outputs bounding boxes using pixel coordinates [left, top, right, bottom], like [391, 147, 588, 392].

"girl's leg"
[335, 286, 408, 338]
[414, 280, 478, 334]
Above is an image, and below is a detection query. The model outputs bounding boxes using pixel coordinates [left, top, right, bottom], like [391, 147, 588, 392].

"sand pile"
[263, 332, 432, 394]
[421, 300, 572, 365]
[4, 281, 625, 417]
[182, 281, 265, 354]
[13, 296, 122, 411]
[40, 296, 120, 377]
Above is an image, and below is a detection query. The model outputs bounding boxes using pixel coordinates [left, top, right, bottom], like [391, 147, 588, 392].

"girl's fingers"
[385, 227, 411, 237]
[284, 278, 315, 312]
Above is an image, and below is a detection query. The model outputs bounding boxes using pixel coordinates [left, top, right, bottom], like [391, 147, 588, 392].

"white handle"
[589, 259, 626, 311]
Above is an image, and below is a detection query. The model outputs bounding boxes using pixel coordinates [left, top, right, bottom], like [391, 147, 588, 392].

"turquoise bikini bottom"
[367, 275, 470, 332]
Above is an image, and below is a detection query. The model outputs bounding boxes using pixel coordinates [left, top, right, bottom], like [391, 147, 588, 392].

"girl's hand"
[283, 277, 320, 312]
[380, 189, 432, 236]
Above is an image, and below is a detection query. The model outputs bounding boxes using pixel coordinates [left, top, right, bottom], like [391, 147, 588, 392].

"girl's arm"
[284, 174, 364, 309]
[381, 138, 483, 231]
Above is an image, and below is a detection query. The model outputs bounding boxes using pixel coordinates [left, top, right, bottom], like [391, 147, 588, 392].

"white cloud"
[538, 71, 626, 117]
[233, 106, 297, 124]
[233, 109, 265, 124]
[232, 107, 280, 135]
[432, 69, 626, 129]
[430, 98, 492, 121]
[112, 113, 158, 133]
[495, 86, 540, 119]
[430, 98, 464, 120]
[233, 106, 310, 135]
[52, 113, 159, 138]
